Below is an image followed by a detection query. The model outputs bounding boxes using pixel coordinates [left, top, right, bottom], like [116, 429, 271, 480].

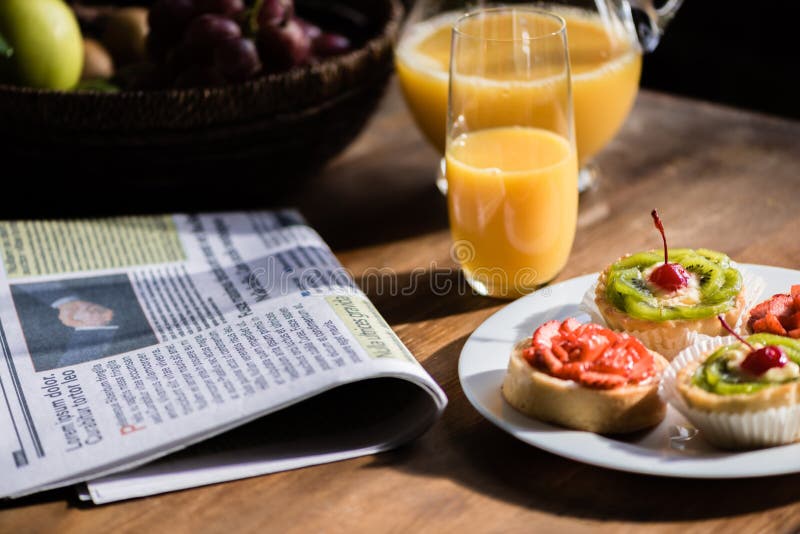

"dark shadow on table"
[0, 487, 85, 512]
[291, 135, 449, 250]
[367, 334, 800, 522]
[355, 269, 503, 325]
[6, 160, 449, 253]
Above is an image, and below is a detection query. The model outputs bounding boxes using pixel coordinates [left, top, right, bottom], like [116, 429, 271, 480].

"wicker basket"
[0, 0, 402, 188]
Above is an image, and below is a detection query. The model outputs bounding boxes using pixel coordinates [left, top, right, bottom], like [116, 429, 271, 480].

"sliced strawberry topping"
[527, 318, 656, 390]
[792, 285, 800, 310]
[552, 343, 570, 361]
[561, 317, 581, 333]
[749, 297, 769, 317]
[522, 346, 537, 365]
[748, 294, 793, 325]
[579, 372, 628, 390]
[767, 294, 794, 316]
[764, 314, 788, 335]
[749, 289, 800, 337]
[783, 311, 800, 331]
[532, 320, 560, 349]
[537, 348, 563, 373]
[559, 362, 587, 382]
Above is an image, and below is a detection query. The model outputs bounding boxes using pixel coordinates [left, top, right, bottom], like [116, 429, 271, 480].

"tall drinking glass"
[447, 7, 578, 298]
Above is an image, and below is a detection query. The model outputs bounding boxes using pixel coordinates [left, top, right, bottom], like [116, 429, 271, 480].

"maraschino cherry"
[649, 209, 690, 292]
[718, 316, 788, 376]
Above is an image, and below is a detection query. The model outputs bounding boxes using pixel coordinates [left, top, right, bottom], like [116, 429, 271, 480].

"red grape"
[258, 0, 294, 28]
[215, 38, 262, 82]
[313, 33, 351, 58]
[257, 18, 311, 73]
[184, 14, 242, 50]
[196, 0, 245, 18]
[295, 17, 321, 40]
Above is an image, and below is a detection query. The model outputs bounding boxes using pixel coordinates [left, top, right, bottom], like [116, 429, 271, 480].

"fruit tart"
[595, 210, 746, 357]
[667, 317, 800, 449]
[747, 285, 800, 338]
[502, 318, 668, 434]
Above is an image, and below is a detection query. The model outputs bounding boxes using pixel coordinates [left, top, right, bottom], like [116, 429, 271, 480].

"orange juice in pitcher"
[396, 6, 641, 165]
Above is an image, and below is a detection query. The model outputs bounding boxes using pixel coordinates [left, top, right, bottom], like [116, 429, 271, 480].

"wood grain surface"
[2, 80, 800, 533]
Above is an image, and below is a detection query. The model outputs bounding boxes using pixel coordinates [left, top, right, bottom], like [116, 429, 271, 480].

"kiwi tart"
[594, 211, 746, 357]
[685, 334, 800, 403]
[671, 329, 800, 449]
[604, 248, 742, 322]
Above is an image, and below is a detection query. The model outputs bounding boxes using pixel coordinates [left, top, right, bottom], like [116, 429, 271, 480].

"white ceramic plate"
[458, 264, 800, 478]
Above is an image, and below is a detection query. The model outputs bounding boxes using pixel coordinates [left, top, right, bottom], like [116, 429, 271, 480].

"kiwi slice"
[703, 268, 742, 303]
[713, 381, 769, 395]
[693, 348, 733, 391]
[681, 254, 725, 296]
[623, 296, 671, 321]
[610, 268, 652, 299]
[703, 355, 725, 387]
[696, 248, 731, 265]
[666, 248, 695, 262]
[613, 251, 662, 270]
[675, 300, 735, 320]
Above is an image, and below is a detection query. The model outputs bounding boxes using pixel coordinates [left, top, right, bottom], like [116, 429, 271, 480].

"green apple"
[0, 0, 84, 90]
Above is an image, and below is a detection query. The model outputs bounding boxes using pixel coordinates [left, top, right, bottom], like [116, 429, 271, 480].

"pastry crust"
[676, 360, 800, 414]
[594, 265, 747, 358]
[501, 339, 668, 434]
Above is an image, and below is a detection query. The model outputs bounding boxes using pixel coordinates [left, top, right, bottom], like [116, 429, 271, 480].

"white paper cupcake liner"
[660, 335, 800, 449]
[732, 264, 767, 332]
[578, 279, 608, 326]
[579, 264, 765, 359]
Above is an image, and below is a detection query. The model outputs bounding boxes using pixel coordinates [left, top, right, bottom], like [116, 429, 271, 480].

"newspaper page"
[0, 211, 447, 501]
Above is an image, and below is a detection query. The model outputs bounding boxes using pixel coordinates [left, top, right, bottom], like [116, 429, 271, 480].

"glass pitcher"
[395, 0, 683, 191]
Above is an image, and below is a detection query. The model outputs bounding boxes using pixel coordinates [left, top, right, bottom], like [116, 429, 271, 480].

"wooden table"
[3, 81, 800, 533]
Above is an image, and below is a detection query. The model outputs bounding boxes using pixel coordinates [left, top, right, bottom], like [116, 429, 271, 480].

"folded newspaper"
[0, 211, 447, 504]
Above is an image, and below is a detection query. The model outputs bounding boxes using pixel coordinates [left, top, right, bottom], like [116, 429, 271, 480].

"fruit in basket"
[184, 14, 242, 52]
[257, 18, 311, 73]
[257, 0, 293, 27]
[197, 0, 245, 18]
[214, 37, 261, 82]
[313, 32, 351, 58]
[82, 38, 114, 80]
[144, 0, 353, 88]
[101, 7, 149, 65]
[0, 0, 84, 89]
[295, 17, 321, 40]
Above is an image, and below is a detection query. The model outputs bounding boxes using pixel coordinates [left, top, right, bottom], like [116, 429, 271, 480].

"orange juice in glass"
[446, 8, 578, 298]
[396, 3, 641, 189]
